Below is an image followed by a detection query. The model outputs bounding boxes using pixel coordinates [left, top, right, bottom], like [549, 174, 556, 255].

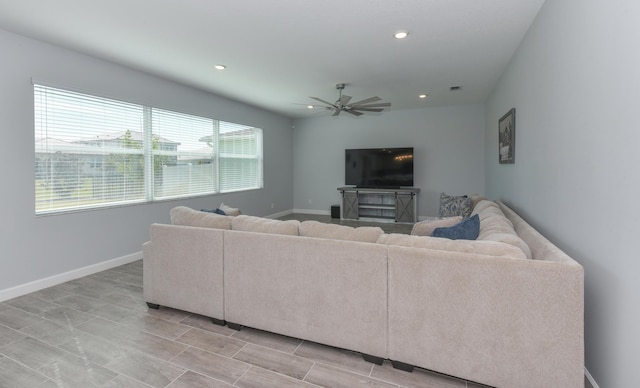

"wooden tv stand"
[337, 187, 420, 223]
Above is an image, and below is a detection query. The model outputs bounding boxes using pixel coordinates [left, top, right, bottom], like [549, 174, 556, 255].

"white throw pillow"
[219, 202, 241, 216]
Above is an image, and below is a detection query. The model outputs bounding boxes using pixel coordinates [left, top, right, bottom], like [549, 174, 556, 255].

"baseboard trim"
[0, 251, 142, 303]
[585, 367, 600, 388]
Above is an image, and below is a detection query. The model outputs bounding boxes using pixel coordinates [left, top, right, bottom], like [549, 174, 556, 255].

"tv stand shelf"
[337, 187, 420, 223]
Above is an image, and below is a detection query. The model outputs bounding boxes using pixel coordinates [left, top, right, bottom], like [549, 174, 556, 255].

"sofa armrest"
[143, 223, 225, 321]
[387, 246, 584, 388]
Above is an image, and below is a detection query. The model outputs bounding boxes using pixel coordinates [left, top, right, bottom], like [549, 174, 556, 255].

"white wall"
[292, 105, 485, 217]
[0, 28, 293, 295]
[485, 0, 640, 386]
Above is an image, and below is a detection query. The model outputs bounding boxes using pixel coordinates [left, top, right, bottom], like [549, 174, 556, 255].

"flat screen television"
[345, 147, 414, 188]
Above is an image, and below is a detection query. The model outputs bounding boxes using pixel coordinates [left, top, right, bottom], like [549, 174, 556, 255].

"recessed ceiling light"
[394, 31, 409, 39]
[214, 64, 227, 70]
[307, 105, 314, 109]
[419, 94, 428, 99]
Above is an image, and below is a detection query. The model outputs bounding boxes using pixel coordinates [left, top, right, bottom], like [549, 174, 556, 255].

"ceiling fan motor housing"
[309, 83, 390, 116]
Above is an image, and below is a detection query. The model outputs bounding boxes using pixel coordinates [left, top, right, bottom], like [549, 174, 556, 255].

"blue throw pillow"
[431, 214, 480, 240]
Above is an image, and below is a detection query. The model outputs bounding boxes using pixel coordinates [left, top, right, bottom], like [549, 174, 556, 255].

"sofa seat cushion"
[170, 206, 233, 230]
[299, 220, 384, 243]
[411, 216, 463, 236]
[231, 215, 300, 236]
[472, 200, 532, 259]
[377, 233, 527, 259]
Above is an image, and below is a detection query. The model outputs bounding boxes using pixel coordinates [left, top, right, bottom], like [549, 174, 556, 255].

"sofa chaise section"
[223, 230, 389, 361]
[142, 223, 225, 324]
[387, 201, 584, 388]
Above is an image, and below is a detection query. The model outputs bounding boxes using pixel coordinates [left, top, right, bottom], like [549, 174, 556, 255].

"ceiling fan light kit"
[309, 83, 391, 117]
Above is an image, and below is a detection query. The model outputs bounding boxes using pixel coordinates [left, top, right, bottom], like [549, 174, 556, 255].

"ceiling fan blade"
[352, 108, 384, 112]
[310, 97, 337, 107]
[349, 96, 381, 106]
[339, 95, 352, 106]
[355, 102, 391, 108]
[345, 109, 363, 116]
[331, 109, 341, 116]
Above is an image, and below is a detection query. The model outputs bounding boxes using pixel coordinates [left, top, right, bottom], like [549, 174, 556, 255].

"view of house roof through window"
[34, 84, 263, 214]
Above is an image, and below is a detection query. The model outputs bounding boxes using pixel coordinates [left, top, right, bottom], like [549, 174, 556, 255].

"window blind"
[34, 85, 146, 213]
[150, 107, 218, 198]
[34, 84, 263, 214]
[219, 121, 263, 192]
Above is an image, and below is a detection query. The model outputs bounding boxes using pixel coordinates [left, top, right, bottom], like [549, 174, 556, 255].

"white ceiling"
[0, 0, 545, 118]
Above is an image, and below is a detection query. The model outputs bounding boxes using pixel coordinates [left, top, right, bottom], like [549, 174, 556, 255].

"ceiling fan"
[309, 84, 391, 116]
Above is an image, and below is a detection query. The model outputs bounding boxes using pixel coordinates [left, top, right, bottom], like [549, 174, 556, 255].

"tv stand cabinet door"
[395, 192, 415, 223]
[342, 191, 359, 219]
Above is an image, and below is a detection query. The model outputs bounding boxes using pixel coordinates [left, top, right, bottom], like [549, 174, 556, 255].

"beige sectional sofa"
[142, 200, 584, 388]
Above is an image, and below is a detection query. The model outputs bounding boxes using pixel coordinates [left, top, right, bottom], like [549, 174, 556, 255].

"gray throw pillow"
[438, 193, 473, 218]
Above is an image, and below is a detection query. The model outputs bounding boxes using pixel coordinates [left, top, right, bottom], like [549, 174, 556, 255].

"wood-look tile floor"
[0, 260, 496, 388]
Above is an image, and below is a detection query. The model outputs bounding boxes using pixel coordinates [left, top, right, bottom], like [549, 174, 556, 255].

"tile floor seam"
[105, 349, 186, 388]
[167, 344, 192, 364]
[228, 340, 249, 360]
[292, 338, 305, 355]
[0, 350, 53, 383]
[138, 315, 194, 340]
[301, 361, 318, 386]
[6, 336, 111, 386]
[166, 369, 188, 388]
[235, 340, 311, 361]
[227, 359, 252, 386]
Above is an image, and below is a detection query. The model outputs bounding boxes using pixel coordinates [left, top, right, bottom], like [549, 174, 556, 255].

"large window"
[34, 84, 263, 214]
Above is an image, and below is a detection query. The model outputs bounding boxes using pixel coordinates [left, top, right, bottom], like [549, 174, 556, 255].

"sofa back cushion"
[231, 215, 300, 236]
[472, 200, 532, 259]
[377, 233, 527, 259]
[170, 206, 233, 230]
[299, 220, 384, 243]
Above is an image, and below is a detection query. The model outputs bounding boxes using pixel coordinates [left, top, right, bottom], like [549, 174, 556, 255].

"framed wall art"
[498, 108, 515, 164]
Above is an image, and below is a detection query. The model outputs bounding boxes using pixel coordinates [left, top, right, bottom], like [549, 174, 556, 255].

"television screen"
[345, 148, 414, 188]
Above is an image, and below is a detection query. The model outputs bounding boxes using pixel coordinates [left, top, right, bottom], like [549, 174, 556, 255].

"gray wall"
[292, 105, 485, 217]
[0, 28, 293, 293]
[485, 0, 640, 386]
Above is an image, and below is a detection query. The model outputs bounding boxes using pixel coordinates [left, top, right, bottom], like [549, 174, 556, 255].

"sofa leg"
[362, 354, 384, 365]
[210, 317, 226, 326]
[146, 302, 160, 310]
[227, 322, 243, 331]
[391, 360, 414, 373]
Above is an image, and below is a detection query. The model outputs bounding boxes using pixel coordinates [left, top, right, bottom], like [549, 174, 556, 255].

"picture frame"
[498, 108, 515, 164]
